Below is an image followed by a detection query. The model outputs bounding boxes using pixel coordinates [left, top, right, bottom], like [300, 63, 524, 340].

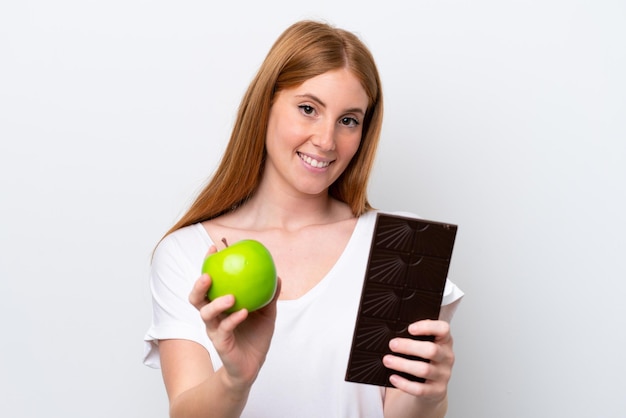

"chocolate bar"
[345, 213, 457, 387]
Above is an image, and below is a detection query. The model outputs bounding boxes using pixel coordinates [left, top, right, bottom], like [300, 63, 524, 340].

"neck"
[231, 180, 352, 232]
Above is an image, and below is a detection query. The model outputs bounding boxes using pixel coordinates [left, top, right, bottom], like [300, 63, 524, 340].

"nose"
[311, 122, 336, 151]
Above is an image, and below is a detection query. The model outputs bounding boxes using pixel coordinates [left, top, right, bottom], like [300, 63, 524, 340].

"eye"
[298, 105, 316, 116]
[339, 116, 360, 127]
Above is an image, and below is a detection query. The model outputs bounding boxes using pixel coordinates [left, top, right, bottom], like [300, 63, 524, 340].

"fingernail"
[389, 339, 398, 350]
[409, 323, 421, 334]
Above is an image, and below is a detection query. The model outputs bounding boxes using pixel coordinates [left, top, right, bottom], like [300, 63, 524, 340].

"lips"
[297, 152, 332, 168]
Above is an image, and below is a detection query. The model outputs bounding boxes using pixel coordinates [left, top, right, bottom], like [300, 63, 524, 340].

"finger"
[389, 332, 454, 366]
[216, 307, 249, 334]
[408, 319, 451, 343]
[388, 373, 428, 397]
[387, 371, 447, 399]
[200, 297, 248, 342]
[205, 245, 218, 257]
[389, 336, 440, 363]
[383, 353, 437, 382]
[199, 294, 237, 325]
[190, 245, 218, 309]
[189, 274, 212, 309]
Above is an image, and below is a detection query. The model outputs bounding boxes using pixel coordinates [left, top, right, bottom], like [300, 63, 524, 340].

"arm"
[382, 315, 457, 418]
[160, 338, 251, 418]
[160, 255, 281, 418]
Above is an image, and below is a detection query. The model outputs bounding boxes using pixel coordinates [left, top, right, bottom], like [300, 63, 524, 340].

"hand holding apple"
[202, 238, 278, 313]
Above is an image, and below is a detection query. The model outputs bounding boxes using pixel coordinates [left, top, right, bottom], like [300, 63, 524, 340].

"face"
[264, 68, 369, 198]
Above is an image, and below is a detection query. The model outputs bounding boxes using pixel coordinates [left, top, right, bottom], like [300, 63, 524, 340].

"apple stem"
[221, 237, 229, 248]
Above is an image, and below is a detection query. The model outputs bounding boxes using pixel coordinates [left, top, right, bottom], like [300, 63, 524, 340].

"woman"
[144, 20, 463, 417]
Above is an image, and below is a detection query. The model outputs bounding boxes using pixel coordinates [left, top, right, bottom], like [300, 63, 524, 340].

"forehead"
[283, 69, 369, 108]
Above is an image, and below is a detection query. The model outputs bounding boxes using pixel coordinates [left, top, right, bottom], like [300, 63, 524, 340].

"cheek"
[265, 119, 284, 155]
[266, 114, 301, 150]
[341, 134, 362, 160]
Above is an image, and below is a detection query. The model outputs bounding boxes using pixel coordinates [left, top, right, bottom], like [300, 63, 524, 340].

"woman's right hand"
[188, 246, 281, 391]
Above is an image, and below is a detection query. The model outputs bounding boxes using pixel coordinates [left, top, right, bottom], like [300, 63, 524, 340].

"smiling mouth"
[297, 152, 332, 168]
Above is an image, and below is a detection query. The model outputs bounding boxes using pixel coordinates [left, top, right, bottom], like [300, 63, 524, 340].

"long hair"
[163, 20, 384, 238]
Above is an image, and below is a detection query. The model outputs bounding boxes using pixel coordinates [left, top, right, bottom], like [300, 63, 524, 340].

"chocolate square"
[345, 213, 457, 387]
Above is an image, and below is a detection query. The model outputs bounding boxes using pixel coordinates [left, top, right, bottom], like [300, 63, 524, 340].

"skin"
[263, 68, 366, 200]
[159, 69, 455, 418]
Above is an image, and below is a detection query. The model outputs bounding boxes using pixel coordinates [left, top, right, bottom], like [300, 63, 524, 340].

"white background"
[1, 1, 625, 417]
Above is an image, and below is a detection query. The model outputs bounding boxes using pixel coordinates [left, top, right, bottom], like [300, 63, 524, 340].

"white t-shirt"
[144, 210, 464, 417]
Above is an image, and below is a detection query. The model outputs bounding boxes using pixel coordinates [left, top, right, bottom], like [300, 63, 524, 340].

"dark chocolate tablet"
[345, 213, 458, 386]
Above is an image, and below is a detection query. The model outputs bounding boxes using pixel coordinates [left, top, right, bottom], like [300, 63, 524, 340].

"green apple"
[202, 238, 277, 313]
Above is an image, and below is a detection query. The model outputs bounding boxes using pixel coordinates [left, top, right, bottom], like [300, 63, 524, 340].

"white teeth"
[299, 153, 330, 168]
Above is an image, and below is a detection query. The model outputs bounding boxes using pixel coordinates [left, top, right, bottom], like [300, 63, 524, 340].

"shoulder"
[152, 224, 213, 271]
[157, 223, 212, 251]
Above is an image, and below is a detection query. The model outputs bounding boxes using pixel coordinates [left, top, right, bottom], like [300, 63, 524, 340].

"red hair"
[163, 20, 384, 239]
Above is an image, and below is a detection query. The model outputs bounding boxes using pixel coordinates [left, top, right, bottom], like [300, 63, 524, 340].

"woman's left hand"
[383, 319, 454, 402]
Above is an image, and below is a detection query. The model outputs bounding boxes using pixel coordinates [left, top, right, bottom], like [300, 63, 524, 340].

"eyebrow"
[296, 93, 366, 116]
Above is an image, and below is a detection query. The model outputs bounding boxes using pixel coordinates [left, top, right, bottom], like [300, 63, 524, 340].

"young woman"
[144, 20, 463, 418]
